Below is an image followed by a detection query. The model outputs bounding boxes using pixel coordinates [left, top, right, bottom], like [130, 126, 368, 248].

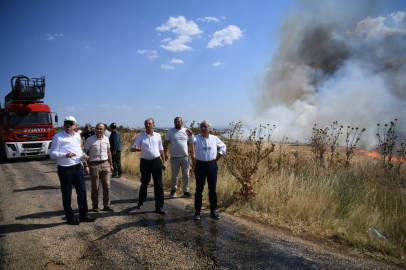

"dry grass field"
[119, 124, 406, 261]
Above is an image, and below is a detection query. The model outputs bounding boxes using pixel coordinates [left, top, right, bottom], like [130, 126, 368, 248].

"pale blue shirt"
[188, 134, 226, 161]
[132, 131, 163, 160]
[50, 130, 83, 166]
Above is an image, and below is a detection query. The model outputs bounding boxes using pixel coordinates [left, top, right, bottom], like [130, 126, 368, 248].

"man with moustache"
[81, 123, 95, 145]
[164, 117, 192, 198]
[131, 118, 166, 214]
[50, 116, 95, 225]
[186, 120, 226, 220]
[83, 123, 114, 212]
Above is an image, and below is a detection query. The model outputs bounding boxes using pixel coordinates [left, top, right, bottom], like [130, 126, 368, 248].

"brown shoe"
[103, 205, 114, 212]
[93, 207, 100, 212]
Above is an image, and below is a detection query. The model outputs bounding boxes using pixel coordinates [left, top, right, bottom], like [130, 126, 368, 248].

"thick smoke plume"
[253, 1, 406, 150]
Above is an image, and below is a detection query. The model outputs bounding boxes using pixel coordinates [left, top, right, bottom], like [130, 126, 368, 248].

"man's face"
[85, 124, 91, 131]
[95, 124, 105, 137]
[145, 119, 155, 132]
[64, 121, 76, 133]
[200, 122, 210, 134]
[174, 118, 183, 129]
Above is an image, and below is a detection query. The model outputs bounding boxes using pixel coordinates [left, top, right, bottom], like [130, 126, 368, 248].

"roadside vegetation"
[117, 120, 406, 261]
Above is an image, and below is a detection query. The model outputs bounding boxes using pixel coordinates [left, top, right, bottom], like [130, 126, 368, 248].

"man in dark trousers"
[131, 118, 166, 214]
[109, 123, 122, 178]
[50, 116, 95, 225]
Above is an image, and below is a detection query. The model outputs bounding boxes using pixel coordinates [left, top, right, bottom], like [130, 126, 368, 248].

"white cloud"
[155, 106, 164, 109]
[66, 106, 75, 111]
[85, 46, 90, 49]
[197, 16, 219, 22]
[115, 105, 131, 112]
[156, 16, 203, 52]
[160, 38, 172, 42]
[348, 12, 406, 37]
[148, 55, 158, 60]
[47, 33, 63, 41]
[207, 25, 244, 48]
[83, 103, 90, 106]
[170, 58, 184, 64]
[157, 33, 162, 36]
[160, 64, 174, 69]
[213, 62, 222, 66]
[221, 16, 226, 20]
[151, 50, 158, 54]
[100, 104, 111, 107]
[138, 49, 148, 54]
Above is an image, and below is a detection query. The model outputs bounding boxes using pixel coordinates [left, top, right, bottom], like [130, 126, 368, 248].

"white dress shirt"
[188, 134, 226, 161]
[50, 130, 83, 166]
[132, 131, 163, 160]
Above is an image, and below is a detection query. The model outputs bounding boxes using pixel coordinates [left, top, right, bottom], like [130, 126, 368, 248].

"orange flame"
[358, 149, 405, 162]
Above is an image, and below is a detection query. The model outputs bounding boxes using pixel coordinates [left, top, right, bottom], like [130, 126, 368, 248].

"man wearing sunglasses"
[50, 116, 95, 225]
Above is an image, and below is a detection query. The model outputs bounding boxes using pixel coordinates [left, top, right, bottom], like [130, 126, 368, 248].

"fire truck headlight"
[6, 144, 17, 151]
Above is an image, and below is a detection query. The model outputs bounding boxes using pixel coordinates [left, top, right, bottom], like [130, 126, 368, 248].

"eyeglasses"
[64, 122, 74, 126]
[96, 128, 104, 130]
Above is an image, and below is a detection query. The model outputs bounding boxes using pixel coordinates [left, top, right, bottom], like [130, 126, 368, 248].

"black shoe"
[137, 204, 143, 209]
[118, 175, 122, 179]
[111, 174, 118, 178]
[194, 211, 201, 220]
[67, 219, 79, 225]
[210, 210, 220, 219]
[169, 190, 176, 198]
[155, 208, 165, 215]
[183, 192, 192, 198]
[79, 216, 96, 222]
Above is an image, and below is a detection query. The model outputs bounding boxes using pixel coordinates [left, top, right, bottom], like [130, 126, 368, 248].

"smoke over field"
[253, 0, 406, 149]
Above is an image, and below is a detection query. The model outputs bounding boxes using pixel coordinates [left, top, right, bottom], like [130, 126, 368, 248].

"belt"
[89, 160, 108, 164]
[196, 159, 216, 164]
[141, 157, 160, 162]
[58, 163, 81, 168]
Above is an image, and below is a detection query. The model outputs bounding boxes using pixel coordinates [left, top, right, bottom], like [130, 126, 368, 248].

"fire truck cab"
[0, 75, 58, 159]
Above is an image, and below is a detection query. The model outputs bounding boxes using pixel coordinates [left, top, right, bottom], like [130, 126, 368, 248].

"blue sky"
[0, 1, 289, 128]
[1, 0, 405, 138]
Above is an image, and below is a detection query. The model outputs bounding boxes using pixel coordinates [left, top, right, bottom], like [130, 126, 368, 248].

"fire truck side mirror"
[55, 115, 58, 124]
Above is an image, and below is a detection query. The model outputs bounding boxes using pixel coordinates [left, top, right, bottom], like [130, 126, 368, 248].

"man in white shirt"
[187, 120, 226, 220]
[84, 123, 114, 212]
[131, 119, 167, 214]
[164, 117, 192, 198]
[50, 116, 95, 225]
[103, 124, 111, 138]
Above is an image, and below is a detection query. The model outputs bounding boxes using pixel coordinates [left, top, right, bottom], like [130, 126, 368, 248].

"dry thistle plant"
[329, 121, 343, 166]
[377, 119, 398, 168]
[310, 124, 330, 167]
[224, 122, 275, 201]
[345, 126, 365, 168]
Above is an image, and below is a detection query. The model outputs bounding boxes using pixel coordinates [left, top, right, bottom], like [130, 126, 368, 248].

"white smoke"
[253, 1, 406, 150]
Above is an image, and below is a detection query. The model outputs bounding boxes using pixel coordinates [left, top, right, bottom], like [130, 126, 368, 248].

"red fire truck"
[0, 75, 58, 159]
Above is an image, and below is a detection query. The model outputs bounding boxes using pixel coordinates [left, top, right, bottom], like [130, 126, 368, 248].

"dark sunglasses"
[64, 121, 75, 126]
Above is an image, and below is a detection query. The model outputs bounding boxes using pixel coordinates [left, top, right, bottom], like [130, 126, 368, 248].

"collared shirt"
[104, 130, 111, 138]
[188, 134, 226, 161]
[165, 127, 189, 157]
[84, 134, 110, 162]
[50, 130, 83, 166]
[132, 131, 163, 160]
[109, 130, 122, 152]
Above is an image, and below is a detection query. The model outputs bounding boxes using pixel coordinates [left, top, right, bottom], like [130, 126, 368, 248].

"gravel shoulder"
[0, 157, 404, 269]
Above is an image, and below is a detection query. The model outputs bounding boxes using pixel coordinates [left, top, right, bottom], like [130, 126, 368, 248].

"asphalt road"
[0, 157, 403, 269]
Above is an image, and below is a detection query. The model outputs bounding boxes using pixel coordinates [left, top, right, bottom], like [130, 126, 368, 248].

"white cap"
[64, 116, 76, 123]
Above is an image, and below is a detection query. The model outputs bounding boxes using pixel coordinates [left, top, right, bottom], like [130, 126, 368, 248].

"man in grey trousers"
[164, 117, 192, 198]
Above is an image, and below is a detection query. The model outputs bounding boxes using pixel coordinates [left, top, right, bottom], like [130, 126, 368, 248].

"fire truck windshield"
[8, 111, 52, 126]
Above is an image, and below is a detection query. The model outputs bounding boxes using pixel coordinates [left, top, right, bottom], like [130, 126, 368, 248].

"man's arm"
[160, 150, 166, 169]
[215, 137, 227, 161]
[83, 148, 90, 174]
[163, 140, 170, 160]
[131, 137, 141, 152]
[107, 148, 113, 172]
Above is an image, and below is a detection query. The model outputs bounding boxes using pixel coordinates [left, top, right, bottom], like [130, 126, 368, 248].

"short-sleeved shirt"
[165, 127, 189, 157]
[132, 131, 163, 160]
[188, 134, 226, 162]
[81, 130, 95, 141]
[84, 134, 110, 162]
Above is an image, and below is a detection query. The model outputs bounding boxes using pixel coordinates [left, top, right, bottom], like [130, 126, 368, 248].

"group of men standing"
[50, 115, 226, 225]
